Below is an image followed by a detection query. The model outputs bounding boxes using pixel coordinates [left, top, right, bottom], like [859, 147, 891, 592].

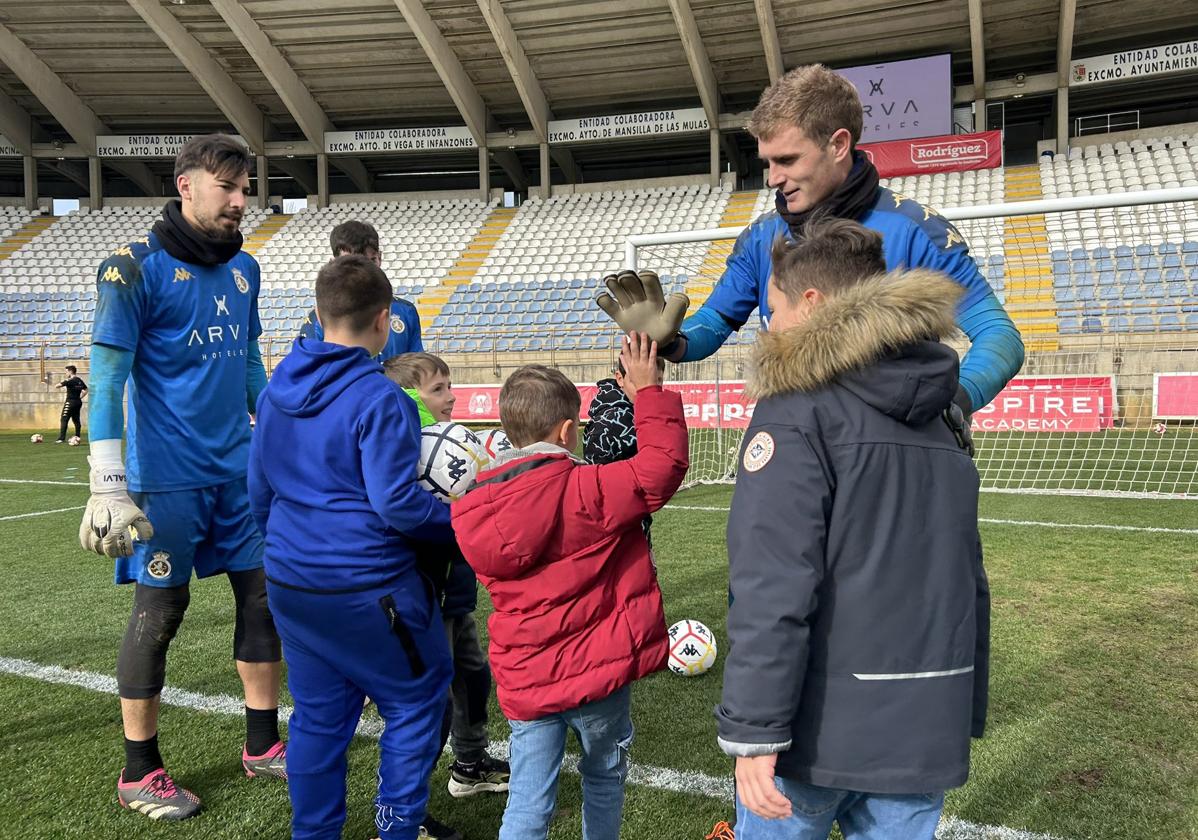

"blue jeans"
[499, 685, 633, 840]
[736, 777, 945, 840]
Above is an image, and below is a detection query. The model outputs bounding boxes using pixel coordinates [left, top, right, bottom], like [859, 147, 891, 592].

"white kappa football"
[481, 428, 514, 461]
[29, 433, 43, 444]
[419, 421, 489, 502]
[667, 619, 718, 677]
[67, 436, 81, 446]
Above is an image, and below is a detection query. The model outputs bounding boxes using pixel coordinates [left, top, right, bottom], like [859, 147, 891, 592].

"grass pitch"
[0, 433, 1195, 840]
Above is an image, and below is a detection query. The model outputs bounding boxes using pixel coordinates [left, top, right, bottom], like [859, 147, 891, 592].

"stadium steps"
[685, 190, 757, 311]
[1001, 166, 1058, 351]
[241, 214, 291, 256]
[0, 215, 56, 261]
[419, 206, 518, 323]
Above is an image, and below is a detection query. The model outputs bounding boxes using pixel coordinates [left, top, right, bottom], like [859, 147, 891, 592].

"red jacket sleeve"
[572, 386, 689, 532]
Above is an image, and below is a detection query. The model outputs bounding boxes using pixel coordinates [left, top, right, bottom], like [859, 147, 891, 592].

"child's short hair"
[500, 365, 581, 448]
[330, 220, 380, 258]
[314, 255, 391, 333]
[383, 352, 450, 389]
[770, 218, 885, 302]
[65, 365, 77, 374]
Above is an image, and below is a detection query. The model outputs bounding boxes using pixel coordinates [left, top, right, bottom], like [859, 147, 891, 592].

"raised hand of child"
[618, 332, 662, 401]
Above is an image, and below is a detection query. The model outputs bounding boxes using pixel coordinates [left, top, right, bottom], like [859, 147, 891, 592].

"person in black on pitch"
[55, 364, 88, 443]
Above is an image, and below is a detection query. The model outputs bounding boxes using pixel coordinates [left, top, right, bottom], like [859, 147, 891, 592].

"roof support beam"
[967, 0, 986, 126]
[1056, 0, 1078, 153]
[476, 0, 577, 186]
[271, 158, 318, 196]
[0, 23, 159, 196]
[667, 0, 735, 183]
[0, 89, 33, 155]
[208, 0, 371, 193]
[126, 0, 265, 153]
[754, 0, 785, 85]
[393, 0, 528, 190]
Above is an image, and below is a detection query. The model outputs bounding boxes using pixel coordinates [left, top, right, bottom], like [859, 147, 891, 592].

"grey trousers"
[443, 612, 492, 763]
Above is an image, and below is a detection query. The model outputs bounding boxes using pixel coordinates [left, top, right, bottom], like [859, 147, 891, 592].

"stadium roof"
[0, 0, 1194, 196]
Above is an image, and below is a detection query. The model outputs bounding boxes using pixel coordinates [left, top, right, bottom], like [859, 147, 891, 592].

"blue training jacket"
[686, 187, 1025, 411]
[248, 337, 452, 592]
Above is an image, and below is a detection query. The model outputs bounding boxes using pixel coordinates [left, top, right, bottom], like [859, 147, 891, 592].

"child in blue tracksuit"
[248, 254, 454, 840]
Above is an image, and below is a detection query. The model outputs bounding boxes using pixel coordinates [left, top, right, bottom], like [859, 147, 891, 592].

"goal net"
[629, 186, 1198, 499]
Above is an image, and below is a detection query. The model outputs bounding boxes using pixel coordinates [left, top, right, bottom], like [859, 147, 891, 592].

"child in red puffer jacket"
[451, 333, 688, 840]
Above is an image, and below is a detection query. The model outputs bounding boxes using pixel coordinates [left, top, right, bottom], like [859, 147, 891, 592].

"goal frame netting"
[626, 186, 1198, 500]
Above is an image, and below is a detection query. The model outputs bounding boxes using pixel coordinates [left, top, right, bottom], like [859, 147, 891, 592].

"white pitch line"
[0, 478, 88, 486]
[0, 655, 1067, 840]
[662, 505, 1198, 535]
[0, 505, 86, 521]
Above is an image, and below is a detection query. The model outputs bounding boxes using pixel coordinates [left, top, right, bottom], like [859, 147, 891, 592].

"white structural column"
[754, 0, 785, 84]
[667, 0, 728, 184]
[1056, 0, 1078, 153]
[476, 0, 578, 196]
[0, 23, 160, 201]
[209, 0, 372, 201]
[967, 0, 986, 130]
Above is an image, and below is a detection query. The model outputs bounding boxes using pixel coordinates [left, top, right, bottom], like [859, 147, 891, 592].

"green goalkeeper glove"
[596, 270, 689, 348]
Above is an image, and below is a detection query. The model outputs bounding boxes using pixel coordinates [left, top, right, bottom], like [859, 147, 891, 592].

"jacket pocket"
[379, 594, 427, 677]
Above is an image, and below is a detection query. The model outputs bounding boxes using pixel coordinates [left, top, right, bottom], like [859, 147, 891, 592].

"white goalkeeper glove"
[79, 443, 153, 558]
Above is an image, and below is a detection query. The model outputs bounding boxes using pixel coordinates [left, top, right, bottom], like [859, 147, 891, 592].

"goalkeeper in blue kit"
[81, 135, 285, 821]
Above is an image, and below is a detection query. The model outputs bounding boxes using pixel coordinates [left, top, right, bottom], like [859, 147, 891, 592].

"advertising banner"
[324, 127, 477, 154]
[971, 376, 1117, 433]
[860, 130, 1002, 178]
[1070, 39, 1198, 87]
[836, 54, 952, 142]
[547, 108, 710, 145]
[96, 135, 248, 157]
[456, 381, 757, 429]
[1153, 373, 1198, 419]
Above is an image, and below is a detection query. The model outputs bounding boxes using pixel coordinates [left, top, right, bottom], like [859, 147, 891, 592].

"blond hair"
[747, 64, 863, 147]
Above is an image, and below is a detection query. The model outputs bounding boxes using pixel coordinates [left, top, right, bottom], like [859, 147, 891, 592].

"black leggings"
[58, 401, 81, 440]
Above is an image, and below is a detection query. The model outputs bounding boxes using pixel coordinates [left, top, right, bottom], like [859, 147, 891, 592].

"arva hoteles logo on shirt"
[186, 291, 247, 361]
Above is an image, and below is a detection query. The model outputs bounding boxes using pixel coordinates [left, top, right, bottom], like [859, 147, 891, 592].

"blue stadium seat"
[1140, 256, 1160, 270]
[1163, 254, 1182, 268]
[1134, 244, 1153, 257]
[1110, 315, 1130, 332]
[1114, 245, 1133, 257]
[1082, 317, 1103, 333]
[1115, 257, 1135, 271]
[1131, 315, 1155, 332]
[1158, 243, 1178, 255]
[1159, 313, 1182, 332]
[1059, 316, 1080, 334]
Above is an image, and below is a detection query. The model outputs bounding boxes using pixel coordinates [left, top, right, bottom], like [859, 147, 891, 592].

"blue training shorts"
[116, 477, 264, 588]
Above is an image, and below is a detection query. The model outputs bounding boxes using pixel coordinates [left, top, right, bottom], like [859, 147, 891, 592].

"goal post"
[626, 187, 1198, 499]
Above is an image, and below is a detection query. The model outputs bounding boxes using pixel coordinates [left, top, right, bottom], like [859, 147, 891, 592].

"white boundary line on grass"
[0, 478, 87, 486]
[662, 505, 1198, 535]
[0, 655, 1066, 840]
[0, 505, 86, 521]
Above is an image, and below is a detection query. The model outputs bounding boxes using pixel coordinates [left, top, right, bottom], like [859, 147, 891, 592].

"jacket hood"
[266, 337, 382, 417]
[456, 444, 579, 575]
[751, 269, 962, 425]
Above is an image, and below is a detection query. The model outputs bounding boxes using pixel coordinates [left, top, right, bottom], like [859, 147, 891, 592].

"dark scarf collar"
[774, 150, 881, 239]
[152, 200, 243, 267]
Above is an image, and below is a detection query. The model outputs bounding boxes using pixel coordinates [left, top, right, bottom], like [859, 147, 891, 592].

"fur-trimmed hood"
[751, 269, 963, 426]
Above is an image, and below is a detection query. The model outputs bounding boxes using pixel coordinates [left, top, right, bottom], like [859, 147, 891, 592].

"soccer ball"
[67, 436, 81, 446]
[1153, 422, 1167, 436]
[667, 619, 718, 677]
[481, 428, 514, 462]
[419, 422, 489, 502]
[29, 433, 43, 444]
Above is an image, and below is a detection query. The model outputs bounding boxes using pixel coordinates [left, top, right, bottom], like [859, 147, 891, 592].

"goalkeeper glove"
[596, 270, 689, 348]
[79, 450, 153, 558]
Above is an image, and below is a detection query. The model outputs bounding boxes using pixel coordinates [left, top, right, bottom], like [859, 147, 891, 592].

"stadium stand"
[255, 199, 491, 289]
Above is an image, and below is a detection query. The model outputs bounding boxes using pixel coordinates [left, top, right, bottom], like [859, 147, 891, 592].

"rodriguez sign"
[860, 131, 1002, 178]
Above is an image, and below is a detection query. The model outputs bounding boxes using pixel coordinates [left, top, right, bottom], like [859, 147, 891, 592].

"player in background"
[81, 134, 285, 822]
[298, 220, 422, 361]
[54, 364, 87, 442]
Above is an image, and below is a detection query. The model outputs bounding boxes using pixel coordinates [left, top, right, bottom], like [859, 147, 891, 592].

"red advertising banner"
[456, 381, 758, 429]
[859, 130, 1002, 179]
[1153, 373, 1198, 419]
[971, 376, 1116, 433]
